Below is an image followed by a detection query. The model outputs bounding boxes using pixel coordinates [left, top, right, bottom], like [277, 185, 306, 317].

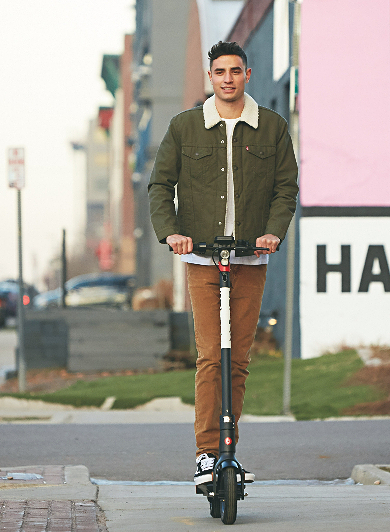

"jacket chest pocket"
[244, 145, 276, 179]
[182, 146, 213, 179]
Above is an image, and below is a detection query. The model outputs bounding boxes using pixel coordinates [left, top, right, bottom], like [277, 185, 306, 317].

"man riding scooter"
[148, 40, 298, 484]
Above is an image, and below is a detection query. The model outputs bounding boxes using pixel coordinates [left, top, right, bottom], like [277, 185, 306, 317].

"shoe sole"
[194, 472, 213, 485]
[194, 472, 255, 485]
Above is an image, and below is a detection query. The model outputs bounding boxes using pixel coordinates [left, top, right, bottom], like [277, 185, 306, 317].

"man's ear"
[207, 70, 212, 82]
[245, 68, 252, 83]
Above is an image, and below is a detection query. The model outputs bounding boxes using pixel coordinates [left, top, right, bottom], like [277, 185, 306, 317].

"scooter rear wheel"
[220, 467, 237, 525]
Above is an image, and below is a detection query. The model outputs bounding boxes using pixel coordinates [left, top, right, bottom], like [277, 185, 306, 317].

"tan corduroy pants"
[187, 263, 267, 458]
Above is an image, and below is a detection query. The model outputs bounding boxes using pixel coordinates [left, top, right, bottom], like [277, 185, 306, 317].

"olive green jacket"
[148, 94, 298, 251]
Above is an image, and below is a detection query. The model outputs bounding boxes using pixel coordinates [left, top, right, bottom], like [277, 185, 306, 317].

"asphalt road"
[0, 419, 389, 481]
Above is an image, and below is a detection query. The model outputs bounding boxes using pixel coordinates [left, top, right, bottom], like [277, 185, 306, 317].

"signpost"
[283, 0, 301, 415]
[8, 147, 27, 392]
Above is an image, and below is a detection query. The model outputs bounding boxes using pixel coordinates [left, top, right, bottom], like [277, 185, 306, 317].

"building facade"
[299, 0, 390, 357]
[228, 0, 300, 358]
[102, 36, 136, 275]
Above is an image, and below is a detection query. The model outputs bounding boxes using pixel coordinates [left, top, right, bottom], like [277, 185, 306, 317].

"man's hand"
[166, 234, 193, 255]
[255, 234, 280, 256]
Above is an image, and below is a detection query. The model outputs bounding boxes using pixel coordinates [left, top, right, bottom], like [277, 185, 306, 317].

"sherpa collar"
[203, 93, 259, 130]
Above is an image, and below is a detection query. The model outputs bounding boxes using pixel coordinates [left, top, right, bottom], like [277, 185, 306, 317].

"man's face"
[208, 55, 251, 104]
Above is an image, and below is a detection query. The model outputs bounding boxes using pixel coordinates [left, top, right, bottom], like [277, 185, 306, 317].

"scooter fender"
[218, 459, 240, 472]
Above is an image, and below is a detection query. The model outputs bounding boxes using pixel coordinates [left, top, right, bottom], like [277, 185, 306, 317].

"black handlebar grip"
[169, 243, 207, 254]
[192, 242, 207, 253]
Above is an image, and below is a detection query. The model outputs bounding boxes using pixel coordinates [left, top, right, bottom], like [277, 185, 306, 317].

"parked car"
[0, 280, 39, 319]
[0, 293, 7, 327]
[32, 273, 136, 309]
[31, 288, 61, 309]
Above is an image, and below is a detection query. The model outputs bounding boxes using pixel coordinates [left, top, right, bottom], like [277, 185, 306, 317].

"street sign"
[8, 147, 25, 189]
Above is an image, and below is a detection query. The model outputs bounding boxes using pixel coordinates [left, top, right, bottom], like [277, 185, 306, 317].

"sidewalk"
[0, 465, 390, 531]
[98, 482, 390, 531]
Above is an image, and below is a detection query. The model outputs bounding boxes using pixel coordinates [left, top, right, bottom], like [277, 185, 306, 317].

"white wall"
[300, 217, 390, 358]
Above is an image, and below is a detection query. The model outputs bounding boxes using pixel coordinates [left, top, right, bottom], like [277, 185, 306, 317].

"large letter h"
[317, 245, 351, 292]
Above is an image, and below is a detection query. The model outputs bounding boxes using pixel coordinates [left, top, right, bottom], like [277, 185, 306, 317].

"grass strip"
[1, 350, 385, 419]
[245, 349, 385, 420]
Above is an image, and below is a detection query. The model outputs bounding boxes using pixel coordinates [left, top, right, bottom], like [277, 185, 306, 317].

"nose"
[223, 70, 233, 83]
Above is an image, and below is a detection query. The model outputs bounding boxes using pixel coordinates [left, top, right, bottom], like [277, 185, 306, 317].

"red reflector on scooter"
[224, 437, 232, 445]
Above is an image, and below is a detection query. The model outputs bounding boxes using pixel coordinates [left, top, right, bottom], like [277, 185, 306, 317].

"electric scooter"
[190, 236, 269, 525]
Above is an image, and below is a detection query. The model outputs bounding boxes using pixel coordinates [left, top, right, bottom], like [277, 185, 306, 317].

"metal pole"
[283, 219, 295, 415]
[17, 189, 26, 392]
[283, 0, 301, 415]
[61, 229, 67, 307]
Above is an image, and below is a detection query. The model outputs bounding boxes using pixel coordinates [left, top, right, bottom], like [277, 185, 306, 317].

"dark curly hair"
[208, 41, 248, 70]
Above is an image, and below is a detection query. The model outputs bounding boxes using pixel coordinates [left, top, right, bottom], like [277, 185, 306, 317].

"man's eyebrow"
[214, 66, 243, 72]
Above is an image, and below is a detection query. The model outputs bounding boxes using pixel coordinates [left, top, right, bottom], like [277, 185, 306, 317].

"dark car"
[0, 280, 39, 320]
[0, 293, 7, 327]
[32, 273, 136, 309]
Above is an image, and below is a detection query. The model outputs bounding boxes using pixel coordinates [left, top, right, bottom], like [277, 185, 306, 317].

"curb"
[0, 465, 92, 488]
[0, 465, 97, 502]
[351, 464, 390, 485]
[65, 465, 93, 486]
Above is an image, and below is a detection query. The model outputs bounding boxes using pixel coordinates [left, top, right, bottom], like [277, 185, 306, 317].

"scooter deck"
[195, 478, 247, 499]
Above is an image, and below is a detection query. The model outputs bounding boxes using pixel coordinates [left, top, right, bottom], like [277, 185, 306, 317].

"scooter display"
[191, 236, 269, 525]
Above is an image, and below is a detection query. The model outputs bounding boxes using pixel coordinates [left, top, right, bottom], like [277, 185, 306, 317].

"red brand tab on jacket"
[246, 146, 249, 150]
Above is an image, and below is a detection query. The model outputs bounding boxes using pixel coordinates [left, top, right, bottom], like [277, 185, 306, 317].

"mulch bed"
[0, 368, 135, 394]
[342, 346, 390, 416]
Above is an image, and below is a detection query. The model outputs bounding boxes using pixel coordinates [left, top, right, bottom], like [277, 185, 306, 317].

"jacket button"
[221, 195, 225, 199]
[236, 221, 241, 226]
[220, 123, 224, 127]
[220, 140, 225, 144]
[235, 193, 240, 199]
[233, 138, 237, 142]
[218, 221, 222, 225]
[233, 166, 238, 171]
[221, 168, 225, 171]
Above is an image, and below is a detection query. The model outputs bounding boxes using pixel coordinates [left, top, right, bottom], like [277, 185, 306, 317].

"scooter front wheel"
[220, 467, 237, 525]
[209, 496, 221, 518]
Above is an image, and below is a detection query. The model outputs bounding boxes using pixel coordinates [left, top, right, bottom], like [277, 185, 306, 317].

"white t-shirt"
[181, 118, 268, 266]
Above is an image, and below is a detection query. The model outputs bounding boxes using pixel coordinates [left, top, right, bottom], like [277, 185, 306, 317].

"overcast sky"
[0, 0, 135, 288]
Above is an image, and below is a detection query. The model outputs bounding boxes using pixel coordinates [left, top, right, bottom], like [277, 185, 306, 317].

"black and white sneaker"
[194, 453, 216, 485]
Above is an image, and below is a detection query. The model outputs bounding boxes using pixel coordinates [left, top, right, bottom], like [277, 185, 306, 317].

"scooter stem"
[218, 248, 236, 457]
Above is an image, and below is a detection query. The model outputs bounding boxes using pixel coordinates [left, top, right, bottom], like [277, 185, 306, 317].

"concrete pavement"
[98, 482, 390, 531]
[1, 465, 390, 531]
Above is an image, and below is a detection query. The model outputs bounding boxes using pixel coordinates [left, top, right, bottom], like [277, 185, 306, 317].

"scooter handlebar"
[168, 240, 270, 253]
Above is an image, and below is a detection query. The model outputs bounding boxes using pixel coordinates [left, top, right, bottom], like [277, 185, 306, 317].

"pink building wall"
[300, 0, 390, 207]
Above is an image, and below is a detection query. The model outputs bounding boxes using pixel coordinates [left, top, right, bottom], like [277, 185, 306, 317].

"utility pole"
[8, 147, 27, 392]
[17, 190, 26, 392]
[283, 0, 301, 415]
[61, 229, 67, 307]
